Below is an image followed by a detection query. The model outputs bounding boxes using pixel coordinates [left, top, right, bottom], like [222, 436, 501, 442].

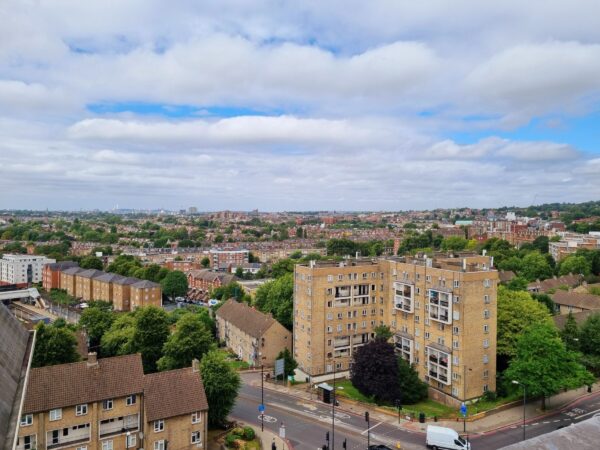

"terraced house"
[16, 353, 208, 450]
[293, 253, 498, 406]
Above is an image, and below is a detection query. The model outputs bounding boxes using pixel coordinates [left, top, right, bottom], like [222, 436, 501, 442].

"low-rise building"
[42, 261, 78, 290]
[112, 277, 138, 312]
[210, 248, 249, 271]
[61, 267, 86, 297]
[188, 270, 236, 293]
[92, 273, 124, 303]
[1, 254, 55, 286]
[130, 280, 162, 309]
[527, 274, 582, 294]
[16, 353, 209, 450]
[75, 269, 106, 302]
[551, 291, 600, 315]
[216, 299, 292, 367]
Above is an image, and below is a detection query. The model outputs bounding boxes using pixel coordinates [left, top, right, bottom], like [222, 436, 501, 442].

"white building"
[0, 254, 55, 285]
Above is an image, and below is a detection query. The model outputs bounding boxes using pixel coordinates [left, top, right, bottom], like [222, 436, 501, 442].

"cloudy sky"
[1, 0, 599, 211]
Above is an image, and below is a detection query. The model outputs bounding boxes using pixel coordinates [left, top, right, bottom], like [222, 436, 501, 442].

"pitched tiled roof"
[131, 279, 160, 288]
[554, 310, 600, 330]
[216, 299, 277, 338]
[144, 367, 208, 422]
[46, 261, 79, 271]
[77, 269, 106, 279]
[23, 354, 144, 413]
[95, 273, 124, 283]
[528, 274, 583, 292]
[112, 276, 139, 286]
[188, 269, 236, 284]
[498, 270, 516, 283]
[62, 267, 85, 276]
[551, 291, 600, 311]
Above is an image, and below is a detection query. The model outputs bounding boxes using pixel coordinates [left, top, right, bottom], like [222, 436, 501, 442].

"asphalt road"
[231, 375, 600, 450]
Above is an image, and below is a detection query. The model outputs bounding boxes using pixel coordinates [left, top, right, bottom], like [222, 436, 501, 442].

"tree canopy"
[131, 306, 170, 373]
[32, 321, 80, 367]
[160, 270, 188, 300]
[80, 255, 104, 270]
[397, 357, 428, 404]
[157, 313, 214, 371]
[200, 350, 241, 426]
[253, 273, 293, 329]
[79, 305, 114, 354]
[559, 255, 592, 276]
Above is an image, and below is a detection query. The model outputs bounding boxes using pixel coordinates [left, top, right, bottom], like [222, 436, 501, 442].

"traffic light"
[342, 439, 347, 449]
[326, 431, 330, 442]
[365, 411, 370, 422]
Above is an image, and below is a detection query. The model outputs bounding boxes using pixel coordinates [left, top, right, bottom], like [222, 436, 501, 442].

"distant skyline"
[1, 1, 600, 211]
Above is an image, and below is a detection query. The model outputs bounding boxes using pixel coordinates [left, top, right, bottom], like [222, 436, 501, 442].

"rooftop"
[216, 299, 280, 338]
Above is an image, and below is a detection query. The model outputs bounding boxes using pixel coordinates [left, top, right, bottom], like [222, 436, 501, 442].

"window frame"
[126, 394, 137, 406]
[154, 419, 165, 433]
[49, 408, 62, 421]
[191, 431, 201, 444]
[75, 404, 88, 416]
[191, 411, 201, 424]
[20, 414, 33, 426]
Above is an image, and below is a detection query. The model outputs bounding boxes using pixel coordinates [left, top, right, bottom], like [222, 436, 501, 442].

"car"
[426, 425, 470, 450]
[368, 445, 393, 450]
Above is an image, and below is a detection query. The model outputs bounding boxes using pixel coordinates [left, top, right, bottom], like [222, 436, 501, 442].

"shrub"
[243, 426, 255, 440]
[482, 390, 498, 402]
[225, 433, 241, 448]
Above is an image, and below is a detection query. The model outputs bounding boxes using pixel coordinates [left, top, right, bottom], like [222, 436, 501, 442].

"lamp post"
[512, 380, 526, 441]
[365, 411, 370, 450]
[331, 362, 336, 450]
[462, 365, 471, 433]
[261, 364, 264, 432]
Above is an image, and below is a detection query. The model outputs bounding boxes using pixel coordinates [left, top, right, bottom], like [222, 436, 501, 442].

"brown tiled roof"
[498, 270, 516, 283]
[131, 279, 160, 288]
[551, 291, 600, 311]
[144, 367, 208, 422]
[216, 299, 277, 338]
[528, 274, 583, 292]
[95, 273, 125, 283]
[554, 310, 600, 330]
[188, 269, 236, 284]
[112, 276, 139, 286]
[23, 354, 144, 413]
[77, 269, 106, 279]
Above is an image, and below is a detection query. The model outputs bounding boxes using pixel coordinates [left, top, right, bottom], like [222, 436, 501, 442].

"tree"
[79, 306, 114, 354]
[559, 255, 592, 276]
[531, 293, 556, 315]
[497, 287, 553, 361]
[32, 322, 80, 367]
[101, 314, 136, 357]
[561, 312, 580, 351]
[579, 312, 600, 356]
[80, 255, 104, 270]
[276, 348, 298, 378]
[519, 252, 554, 281]
[235, 267, 244, 278]
[397, 357, 428, 404]
[157, 313, 215, 371]
[131, 307, 170, 373]
[374, 325, 393, 340]
[270, 258, 295, 278]
[201, 257, 210, 268]
[504, 322, 594, 410]
[350, 338, 401, 404]
[200, 350, 241, 426]
[253, 273, 293, 329]
[506, 276, 528, 291]
[160, 270, 188, 300]
[440, 237, 468, 252]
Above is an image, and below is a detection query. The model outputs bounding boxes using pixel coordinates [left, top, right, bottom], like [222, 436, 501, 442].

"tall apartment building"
[0, 255, 56, 286]
[209, 248, 249, 271]
[294, 254, 498, 406]
[16, 353, 208, 450]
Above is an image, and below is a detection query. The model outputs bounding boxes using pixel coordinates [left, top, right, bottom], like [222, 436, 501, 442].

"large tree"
[397, 357, 428, 405]
[253, 273, 293, 329]
[32, 322, 80, 367]
[350, 338, 401, 404]
[504, 322, 594, 409]
[519, 251, 554, 281]
[79, 306, 114, 354]
[497, 287, 553, 359]
[160, 270, 188, 300]
[276, 348, 298, 378]
[579, 313, 600, 356]
[80, 255, 104, 270]
[561, 312, 580, 352]
[559, 255, 592, 276]
[100, 314, 136, 357]
[200, 349, 241, 426]
[131, 306, 170, 373]
[157, 313, 214, 371]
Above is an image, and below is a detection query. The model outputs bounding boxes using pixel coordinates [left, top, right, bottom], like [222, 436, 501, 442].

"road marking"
[258, 415, 277, 423]
[543, 421, 549, 424]
[532, 423, 539, 426]
[573, 407, 600, 420]
[553, 420, 560, 423]
[361, 421, 383, 435]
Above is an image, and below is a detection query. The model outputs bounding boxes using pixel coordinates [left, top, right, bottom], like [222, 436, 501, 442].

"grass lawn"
[217, 348, 251, 370]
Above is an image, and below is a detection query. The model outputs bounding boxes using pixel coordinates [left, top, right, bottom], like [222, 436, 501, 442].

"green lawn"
[334, 379, 508, 418]
[217, 349, 251, 370]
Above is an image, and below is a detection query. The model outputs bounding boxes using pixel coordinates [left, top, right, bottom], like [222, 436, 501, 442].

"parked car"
[426, 425, 470, 450]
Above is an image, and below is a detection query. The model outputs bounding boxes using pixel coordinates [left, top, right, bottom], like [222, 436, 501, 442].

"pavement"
[233, 372, 600, 449]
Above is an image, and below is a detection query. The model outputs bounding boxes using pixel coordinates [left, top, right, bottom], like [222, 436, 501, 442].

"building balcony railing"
[47, 436, 90, 450]
[334, 337, 350, 348]
[99, 414, 139, 438]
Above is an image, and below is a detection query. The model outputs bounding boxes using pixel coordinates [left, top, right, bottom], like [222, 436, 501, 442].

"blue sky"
[1, 1, 599, 211]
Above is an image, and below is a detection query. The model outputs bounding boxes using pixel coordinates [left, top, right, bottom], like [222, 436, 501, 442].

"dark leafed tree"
[32, 322, 80, 368]
[200, 349, 241, 426]
[131, 306, 170, 373]
[157, 313, 214, 371]
[160, 270, 188, 301]
[397, 357, 428, 404]
[561, 311, 580, 351]
[350, 338, 401, 404]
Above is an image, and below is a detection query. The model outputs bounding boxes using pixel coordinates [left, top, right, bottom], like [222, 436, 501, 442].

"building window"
[394, 335, 414, 364]
[483, 310, 490, 319]
[327, 326, 332, 333]
[393, 282, 414, 313]
[483, 279, 491, 288]
[452, 355, 459, 365]
[483, 339, 489, 348]
[192, 412, 202, 424]
[154, 441, 165, 450]
[49, 408, 62, 421]
[483, 355, 489, 364]
[154, 420, 164, 432]
[102, 441, 113, 450]
[483, 369, 489, 379]
[191, 431, 201, 444]
[453, 280, 460, 288]
[425, 346, 451, 385]
[76, 447, 87, 450]
[76, 404, 88, 416]
[126, 395, 136, 406]
[102, 399, 113, 410]
[452, 387, 459, 397]
[483, 324, 489, 333]
[126, 434, 136, 448]
[453, 340, 459, 349]
[483, 384, 489, 392]
[327, 275, 333, 282]
[424, 331, 430, 340]
[452, 326, 459, 335]
[21, 435, 36, 450]
[484, 295, 490, 304]
[20, 414, 33, 426]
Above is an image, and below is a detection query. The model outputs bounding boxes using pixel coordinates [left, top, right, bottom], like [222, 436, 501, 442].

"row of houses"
[43, 263, 162, 311]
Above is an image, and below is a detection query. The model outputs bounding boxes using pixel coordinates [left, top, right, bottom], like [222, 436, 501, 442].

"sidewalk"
[251, 374, 600, 435]
[232, 418, 293, 450]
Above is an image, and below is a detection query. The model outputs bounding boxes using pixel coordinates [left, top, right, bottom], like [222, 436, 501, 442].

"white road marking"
[361, 421, 384, 435]
[259, 415, 277, 423]
[574, 407, 600, 420]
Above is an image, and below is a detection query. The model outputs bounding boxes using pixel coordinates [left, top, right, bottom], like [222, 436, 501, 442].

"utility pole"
[332, 362, 336, 450]
[365, 411, 370, 450]
[261, 364, 264, 432]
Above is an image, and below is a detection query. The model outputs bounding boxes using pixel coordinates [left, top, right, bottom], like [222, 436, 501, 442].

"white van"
[426, 426, 470, 450]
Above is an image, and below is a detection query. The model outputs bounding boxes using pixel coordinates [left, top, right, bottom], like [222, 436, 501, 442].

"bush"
[231, 427, 245, 437]
[243, 426, 255, 440]
[225, 433, 241, 448]
[482, 390, 498, 402]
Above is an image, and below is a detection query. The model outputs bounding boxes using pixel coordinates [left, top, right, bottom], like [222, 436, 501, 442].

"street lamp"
[365, 411, 370, 450]
[512, 380, 526, 441]
[331, 362, 336, 450]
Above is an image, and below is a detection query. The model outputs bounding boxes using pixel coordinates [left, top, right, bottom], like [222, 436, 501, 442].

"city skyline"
[1, 1, 600, 211]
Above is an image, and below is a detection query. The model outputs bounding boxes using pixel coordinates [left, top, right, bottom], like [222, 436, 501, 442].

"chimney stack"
[87, 352, 98, 367]
[192, 358, 200, 373]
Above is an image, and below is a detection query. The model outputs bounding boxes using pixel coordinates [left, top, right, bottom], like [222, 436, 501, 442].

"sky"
[1, 0, 600, 212]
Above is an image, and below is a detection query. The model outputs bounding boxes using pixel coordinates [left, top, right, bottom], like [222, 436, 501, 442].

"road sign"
[460, 402, 467, 417]
[275, 358, 285, 377]
[258, 404, 265, 413]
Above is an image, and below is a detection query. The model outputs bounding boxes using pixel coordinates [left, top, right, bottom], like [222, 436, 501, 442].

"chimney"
[87, 352, 98, 367]
[192, 358, 200, 373]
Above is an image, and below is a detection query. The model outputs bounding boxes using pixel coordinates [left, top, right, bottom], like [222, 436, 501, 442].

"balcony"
[47, 426, 90, 450]
[334, 298, 351, 307]
[334, 286, 351, 298]
[334, 348, 350, 358]
[334, 337, 350, 348]
[99, 414, 139, 438]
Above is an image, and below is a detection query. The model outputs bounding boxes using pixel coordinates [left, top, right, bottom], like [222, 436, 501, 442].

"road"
[231, 373, 600, 449]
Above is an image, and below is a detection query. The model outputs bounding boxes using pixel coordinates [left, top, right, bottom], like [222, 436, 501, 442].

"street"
[231, 373, 600, 450]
